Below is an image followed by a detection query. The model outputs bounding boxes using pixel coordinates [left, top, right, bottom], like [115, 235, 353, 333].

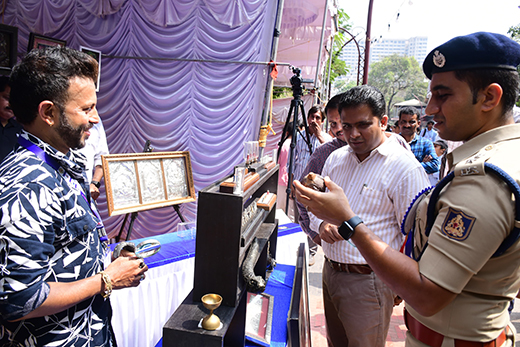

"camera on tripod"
[289, 67, 314, 98]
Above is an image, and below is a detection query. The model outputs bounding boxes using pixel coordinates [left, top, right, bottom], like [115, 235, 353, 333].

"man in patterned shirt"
[0, 47, 148, 346]
[398, 106, 440, 176]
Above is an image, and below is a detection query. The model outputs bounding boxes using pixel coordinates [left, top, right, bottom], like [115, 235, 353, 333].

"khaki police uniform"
[405, 124, 520, 346]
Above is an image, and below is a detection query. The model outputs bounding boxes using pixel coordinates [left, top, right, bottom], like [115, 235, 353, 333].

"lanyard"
[18, 136, 109, 245]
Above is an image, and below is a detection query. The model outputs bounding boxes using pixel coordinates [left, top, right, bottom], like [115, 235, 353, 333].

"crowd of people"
[1, 29, 520, 347]
[282, 31, 520, 347]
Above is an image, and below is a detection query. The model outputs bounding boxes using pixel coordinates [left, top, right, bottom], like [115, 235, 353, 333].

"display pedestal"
[163, 164, 279, 346]
[163, 291, 247, 347]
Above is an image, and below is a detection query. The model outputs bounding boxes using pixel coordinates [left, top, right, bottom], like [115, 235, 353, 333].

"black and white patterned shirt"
[0, 131, 113, 346]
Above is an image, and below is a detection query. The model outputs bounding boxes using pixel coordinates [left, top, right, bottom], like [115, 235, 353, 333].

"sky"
[338, 0, 520, 52]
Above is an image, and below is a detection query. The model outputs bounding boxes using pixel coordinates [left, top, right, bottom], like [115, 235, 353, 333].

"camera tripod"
[278, 67, 313, 212]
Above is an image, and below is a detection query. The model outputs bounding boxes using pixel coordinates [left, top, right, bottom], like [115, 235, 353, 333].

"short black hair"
[307, 105, 325, 121]
[10, 46, 98, 125]
[398, 106, 419, 120]
[324, 93, 345, 116]
[454, 68, 520, 118]
[338, 85, 386, 120]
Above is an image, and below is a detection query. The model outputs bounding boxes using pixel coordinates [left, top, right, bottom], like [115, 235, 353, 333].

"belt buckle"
[326, 257, 341, 272]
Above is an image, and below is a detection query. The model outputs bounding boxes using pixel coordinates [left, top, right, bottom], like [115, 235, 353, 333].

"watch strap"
[91, 180, 101, 188]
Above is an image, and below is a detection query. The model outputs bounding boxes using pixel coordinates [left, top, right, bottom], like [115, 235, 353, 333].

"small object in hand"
[301, 172, 326, 192]
[139, 261, 145, 269]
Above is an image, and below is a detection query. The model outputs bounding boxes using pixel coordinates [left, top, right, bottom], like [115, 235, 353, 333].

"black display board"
[163, 164, 279, 346]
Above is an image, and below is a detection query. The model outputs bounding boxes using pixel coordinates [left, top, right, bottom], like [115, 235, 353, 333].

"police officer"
[294, 31, 520, 346]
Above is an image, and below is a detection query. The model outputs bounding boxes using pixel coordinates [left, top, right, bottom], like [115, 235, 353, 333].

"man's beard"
[57, 111, 90, 150]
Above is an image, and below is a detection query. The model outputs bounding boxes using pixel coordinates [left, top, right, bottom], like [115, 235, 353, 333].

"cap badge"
[433, 50, 446, 68]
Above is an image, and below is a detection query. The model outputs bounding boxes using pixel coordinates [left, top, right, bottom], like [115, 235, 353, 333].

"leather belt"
[325, 257, 372, 274]
[404, 308, 508, 347]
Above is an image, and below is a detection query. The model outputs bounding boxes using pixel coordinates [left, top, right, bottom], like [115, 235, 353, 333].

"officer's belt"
[404, 308, 508, 347]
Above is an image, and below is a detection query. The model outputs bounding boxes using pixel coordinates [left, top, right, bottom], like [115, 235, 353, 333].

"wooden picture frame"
[102, 151, 196, 216]
[80, 46, 101, 91]
[0, 24, 17, 75]
[245, 292, 274, 346]
[287, 243, 312, 347]
[28, 32, 66, 52]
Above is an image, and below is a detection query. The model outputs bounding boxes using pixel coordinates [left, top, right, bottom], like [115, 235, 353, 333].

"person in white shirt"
[420, 120, 439, 142]
[291, 105, 332, 183]
[78, 118, 109, 200]
[307, 85, 429, 347]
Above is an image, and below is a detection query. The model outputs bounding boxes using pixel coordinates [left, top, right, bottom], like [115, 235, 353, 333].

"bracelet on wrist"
[98, 271, 112, 298]
[91, 180, 101, 188]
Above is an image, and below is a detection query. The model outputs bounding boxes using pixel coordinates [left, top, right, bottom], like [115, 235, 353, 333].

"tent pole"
[314, 0, 330, 104]
[258, 0, 285, 157]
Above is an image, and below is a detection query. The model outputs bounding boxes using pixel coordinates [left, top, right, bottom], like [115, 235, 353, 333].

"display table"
[109, 221, 307, 347]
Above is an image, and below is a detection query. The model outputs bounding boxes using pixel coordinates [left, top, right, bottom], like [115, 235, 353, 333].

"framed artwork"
[28, 32, 66, 52]
[80, 46, 101, 91]
[0, 24, 17, 75]
[287, 243, 312, 347]
[102, 151, 196, 216]
[245, 292, 274, 346]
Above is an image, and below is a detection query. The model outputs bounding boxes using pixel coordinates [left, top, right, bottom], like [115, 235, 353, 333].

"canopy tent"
[276, 0, 336, 91]
[392, 98, 428, 120]
[2, 0, 335, 239]
[393, 99, 427, 107]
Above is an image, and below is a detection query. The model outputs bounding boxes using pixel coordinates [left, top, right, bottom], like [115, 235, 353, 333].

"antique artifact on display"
[245, 292, 274, 346]
[256, 191, 276, 211]
[102, 151, 196, 216]
[301, 172, 326, 192]
[201, 294, 223, 331]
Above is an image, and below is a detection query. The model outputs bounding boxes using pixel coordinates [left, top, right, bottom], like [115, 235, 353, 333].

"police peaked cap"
[423, 32, 520, 79]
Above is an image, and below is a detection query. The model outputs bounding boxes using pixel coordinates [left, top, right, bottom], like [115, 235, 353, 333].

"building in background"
[340, 36, 428, 82]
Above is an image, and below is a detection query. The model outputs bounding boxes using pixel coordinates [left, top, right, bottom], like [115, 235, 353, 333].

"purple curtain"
[3, 0, 279, 239]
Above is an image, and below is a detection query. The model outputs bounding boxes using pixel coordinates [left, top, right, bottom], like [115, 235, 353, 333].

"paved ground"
[308, 246, 520, 347]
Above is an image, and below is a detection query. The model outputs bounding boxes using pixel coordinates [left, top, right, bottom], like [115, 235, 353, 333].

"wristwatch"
[91, 180, 101, 188]
[338, 216, 363, 241]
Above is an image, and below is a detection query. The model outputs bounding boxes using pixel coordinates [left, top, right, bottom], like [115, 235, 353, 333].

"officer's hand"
[294, 177, 353, 226]
[105, 255, 148, 289]
[319, 222, 342, 244]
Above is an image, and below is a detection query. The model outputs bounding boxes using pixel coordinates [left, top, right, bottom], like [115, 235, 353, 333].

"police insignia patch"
[441, 208, 476, 241]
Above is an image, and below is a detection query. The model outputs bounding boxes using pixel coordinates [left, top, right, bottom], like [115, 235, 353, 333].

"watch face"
[339, 221, 354, 241]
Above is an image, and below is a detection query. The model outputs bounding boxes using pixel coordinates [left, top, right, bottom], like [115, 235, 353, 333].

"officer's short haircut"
[454, 68, 520, 117]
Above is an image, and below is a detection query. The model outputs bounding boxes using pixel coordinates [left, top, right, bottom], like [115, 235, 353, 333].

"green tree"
[508, 24, 520, 107]
[322, 9, 350, 97]
[333, 78, 357, 94]
[508, 24, 520, 42]
[368, 54, 427, 114]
